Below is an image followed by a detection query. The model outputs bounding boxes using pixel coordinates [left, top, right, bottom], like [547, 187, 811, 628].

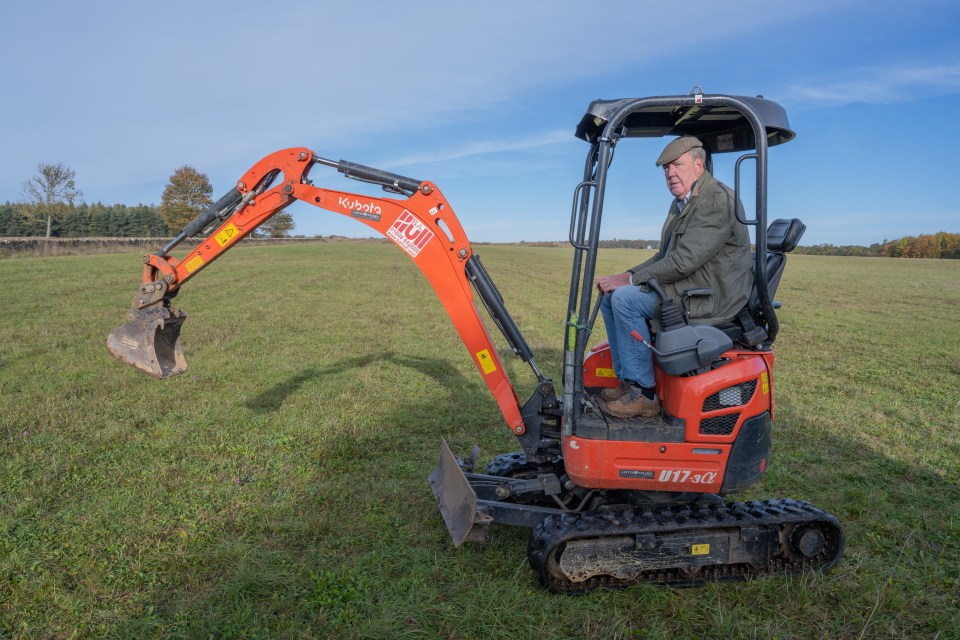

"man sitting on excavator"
[595, 135, 753, 419]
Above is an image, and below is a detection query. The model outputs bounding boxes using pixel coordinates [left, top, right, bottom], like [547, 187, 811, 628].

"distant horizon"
[3, 195, 956, 250]
[4, 229, 958, 250]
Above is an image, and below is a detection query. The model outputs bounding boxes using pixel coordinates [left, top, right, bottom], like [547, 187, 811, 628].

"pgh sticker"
[387, 211, 434, 258]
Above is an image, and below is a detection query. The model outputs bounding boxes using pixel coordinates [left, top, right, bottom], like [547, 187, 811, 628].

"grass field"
[1, 242, 958, 639]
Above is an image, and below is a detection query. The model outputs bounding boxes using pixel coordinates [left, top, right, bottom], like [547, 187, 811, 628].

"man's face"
[663, 152, 703, 198]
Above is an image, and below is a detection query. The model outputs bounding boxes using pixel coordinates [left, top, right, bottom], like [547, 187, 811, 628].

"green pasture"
[1, 243, 958, 638]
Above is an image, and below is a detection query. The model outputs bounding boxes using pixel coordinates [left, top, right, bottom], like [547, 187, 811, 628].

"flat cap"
[656, 136, 703, 167]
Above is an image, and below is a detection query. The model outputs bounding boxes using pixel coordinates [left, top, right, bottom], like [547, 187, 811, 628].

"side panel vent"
[703, 380, 758, 412]
[700, 412, 741, 436]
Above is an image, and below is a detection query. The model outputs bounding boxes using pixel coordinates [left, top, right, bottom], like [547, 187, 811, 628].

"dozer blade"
[428, 439, 489, 546]
[107, 306, 188, 379]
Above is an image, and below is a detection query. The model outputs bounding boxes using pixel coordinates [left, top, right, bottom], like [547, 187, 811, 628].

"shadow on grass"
[243, 351, 475, 414]
[243, 346, 565, 416]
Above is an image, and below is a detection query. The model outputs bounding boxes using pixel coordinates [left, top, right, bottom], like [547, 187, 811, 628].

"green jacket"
[628, 170, 752, 328]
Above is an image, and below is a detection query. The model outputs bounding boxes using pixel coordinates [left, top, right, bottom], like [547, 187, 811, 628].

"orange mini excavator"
[109, 91, 843, 592]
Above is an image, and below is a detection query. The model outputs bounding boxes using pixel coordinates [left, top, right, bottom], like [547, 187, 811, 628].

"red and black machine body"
[576, 344, 775, 494]
[108, 91, 843, 592]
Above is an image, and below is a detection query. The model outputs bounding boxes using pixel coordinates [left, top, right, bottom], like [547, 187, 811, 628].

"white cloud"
[785, 62, 960, 106]
[380, 131, 571, 169]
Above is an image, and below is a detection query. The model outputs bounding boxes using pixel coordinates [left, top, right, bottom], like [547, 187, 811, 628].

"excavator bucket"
[107, 306, 188, 379]
[428, 440, 490, 546]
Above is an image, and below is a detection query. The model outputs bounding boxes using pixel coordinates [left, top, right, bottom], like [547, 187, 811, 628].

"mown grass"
[1, 243, 957, 639]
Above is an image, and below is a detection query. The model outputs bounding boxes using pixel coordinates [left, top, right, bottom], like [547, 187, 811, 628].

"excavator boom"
[108, 148, 535, 432]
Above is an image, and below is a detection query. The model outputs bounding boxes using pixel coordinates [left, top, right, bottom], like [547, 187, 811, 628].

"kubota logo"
[387, 211, 434, 258]
[338, 196, 381, 215]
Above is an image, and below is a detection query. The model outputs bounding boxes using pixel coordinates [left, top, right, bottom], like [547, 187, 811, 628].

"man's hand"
[596, 271, 633, 294]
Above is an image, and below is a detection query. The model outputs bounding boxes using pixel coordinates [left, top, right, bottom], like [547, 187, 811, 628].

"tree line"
[794, 232, 960, 259]
[6, 163, 294, 239]
[0, 201, 168, 237]
[6, 163, 958, 257]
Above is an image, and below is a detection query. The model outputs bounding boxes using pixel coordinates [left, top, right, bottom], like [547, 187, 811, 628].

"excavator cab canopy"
[574, 94, 795, 153]
[562, 91, 798, 435]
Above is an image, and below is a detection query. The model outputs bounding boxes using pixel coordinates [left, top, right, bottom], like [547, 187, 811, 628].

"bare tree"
[160, 166, 214, 232]
[21, 163, 82, 238]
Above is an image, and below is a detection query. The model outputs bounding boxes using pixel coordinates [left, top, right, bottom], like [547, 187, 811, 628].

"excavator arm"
[108, 147, 537, 433]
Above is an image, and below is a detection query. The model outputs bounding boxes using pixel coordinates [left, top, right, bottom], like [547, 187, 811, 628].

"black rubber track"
[527, 498, 844, 593]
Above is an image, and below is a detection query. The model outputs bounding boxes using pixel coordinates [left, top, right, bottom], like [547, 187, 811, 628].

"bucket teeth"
[107, 306, 188, 378]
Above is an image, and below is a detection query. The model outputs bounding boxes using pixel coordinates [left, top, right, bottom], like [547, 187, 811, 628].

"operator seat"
[631, 218, 805, 375]
[721, 217, 806, 347]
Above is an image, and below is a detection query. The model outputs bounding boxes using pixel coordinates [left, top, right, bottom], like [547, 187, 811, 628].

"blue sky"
[2, 0, 958, 245]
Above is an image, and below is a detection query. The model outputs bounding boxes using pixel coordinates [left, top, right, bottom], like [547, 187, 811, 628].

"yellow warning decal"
[215, 223, 240, 247]
[185, 255, 204, 273]
[691, 544, 710, 556]
[761, 371, 769, 395]
[476, 349, 497, 375]
[595, 367, 616, 378]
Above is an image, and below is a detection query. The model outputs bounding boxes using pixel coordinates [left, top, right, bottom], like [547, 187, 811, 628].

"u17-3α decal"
[658, 470, 718, 484]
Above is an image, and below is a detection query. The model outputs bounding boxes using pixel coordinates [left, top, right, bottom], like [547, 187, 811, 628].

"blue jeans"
[599, 285, 658, 388]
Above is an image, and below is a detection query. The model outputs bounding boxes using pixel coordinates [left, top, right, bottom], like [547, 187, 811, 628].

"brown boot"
[602, 387, 660, 418]
[600, 380, 632, 402]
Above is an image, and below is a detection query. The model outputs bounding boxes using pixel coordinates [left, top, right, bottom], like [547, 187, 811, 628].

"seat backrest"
[709, 218, 807, 347]
[747, 218, 805, 317]
[767, 217, 807, 253]
[747, 252, 785, 316]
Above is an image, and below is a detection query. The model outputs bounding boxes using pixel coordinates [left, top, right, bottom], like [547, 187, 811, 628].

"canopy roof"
[575, 94, 795, 153]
